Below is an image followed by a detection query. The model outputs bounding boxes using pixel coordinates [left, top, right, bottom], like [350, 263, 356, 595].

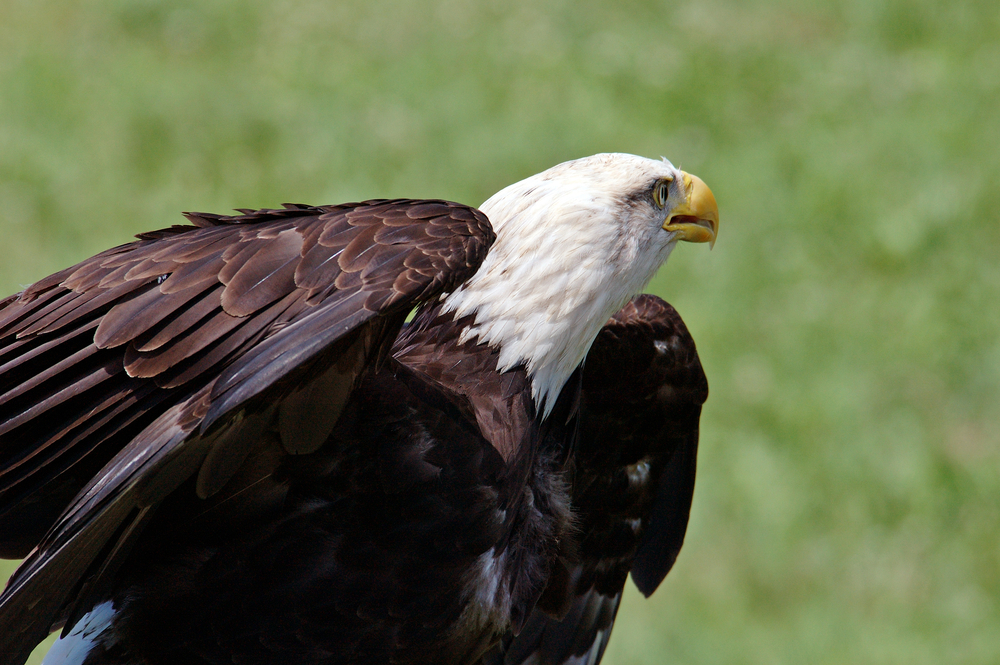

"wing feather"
[133, 283, 225, 353]
[0, 285, 67, 335]
[157, 253, 226, 294]
[219, 227, 303, 317]
[17, 279, 151, 338]
[95, 273, 219, 349]
[338, 222, 383, 273]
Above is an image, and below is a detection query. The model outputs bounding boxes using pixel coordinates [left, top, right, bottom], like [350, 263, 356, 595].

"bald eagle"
[0, 153, 717, 665]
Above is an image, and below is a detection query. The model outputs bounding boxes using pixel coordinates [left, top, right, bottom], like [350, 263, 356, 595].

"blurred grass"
[1, 0, 998, 663]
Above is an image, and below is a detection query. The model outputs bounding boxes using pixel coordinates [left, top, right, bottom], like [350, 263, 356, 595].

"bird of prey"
[0, 153, 717, 665]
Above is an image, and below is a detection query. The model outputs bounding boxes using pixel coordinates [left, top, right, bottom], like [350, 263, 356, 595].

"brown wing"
[482, 294, 707, 665]
[0, 199, 493, 665]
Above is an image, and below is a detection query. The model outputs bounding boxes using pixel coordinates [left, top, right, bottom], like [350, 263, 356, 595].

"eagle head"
[441, 153, 719, 415]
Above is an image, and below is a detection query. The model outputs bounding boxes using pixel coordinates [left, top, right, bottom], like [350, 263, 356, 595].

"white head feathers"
[441, 153, 706, 416]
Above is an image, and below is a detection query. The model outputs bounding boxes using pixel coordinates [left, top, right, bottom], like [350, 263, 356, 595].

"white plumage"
[442, 153, 692, 414]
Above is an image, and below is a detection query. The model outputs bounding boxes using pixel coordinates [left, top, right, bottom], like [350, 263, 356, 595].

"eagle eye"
[652, 178, 672, 209]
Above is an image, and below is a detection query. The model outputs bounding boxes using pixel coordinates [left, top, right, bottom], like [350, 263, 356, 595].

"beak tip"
[679, 171, 719, 249]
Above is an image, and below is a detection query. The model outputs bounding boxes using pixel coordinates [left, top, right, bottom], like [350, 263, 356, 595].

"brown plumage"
[0, 154, 713, 665]
[482, 296, 705, 665]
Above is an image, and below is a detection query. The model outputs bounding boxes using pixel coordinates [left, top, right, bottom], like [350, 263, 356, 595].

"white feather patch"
[460, 547, 514, 633]
[43, 601, 116, 665]
[442, 153, 684, 416]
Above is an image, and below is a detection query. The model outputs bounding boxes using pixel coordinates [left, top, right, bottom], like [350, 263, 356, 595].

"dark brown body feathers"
[0, 200, 705, 665]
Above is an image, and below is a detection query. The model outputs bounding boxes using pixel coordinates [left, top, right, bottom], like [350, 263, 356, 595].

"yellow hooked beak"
[663, 172, 719, 249]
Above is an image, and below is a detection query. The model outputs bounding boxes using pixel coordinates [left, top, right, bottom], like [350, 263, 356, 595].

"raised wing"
[483, 295, 707, 665]
[0, 200, 493, 665]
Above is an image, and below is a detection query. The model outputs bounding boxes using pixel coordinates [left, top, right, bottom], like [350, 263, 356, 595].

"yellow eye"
[652, 178, 672, 209]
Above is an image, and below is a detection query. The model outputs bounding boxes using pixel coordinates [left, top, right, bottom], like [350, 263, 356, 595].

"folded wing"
[482, 295, 707, 665]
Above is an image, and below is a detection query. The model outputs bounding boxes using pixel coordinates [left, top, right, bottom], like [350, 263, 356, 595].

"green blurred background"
[1, 0, 998, 663]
